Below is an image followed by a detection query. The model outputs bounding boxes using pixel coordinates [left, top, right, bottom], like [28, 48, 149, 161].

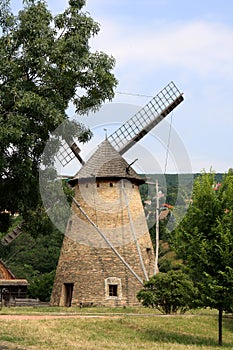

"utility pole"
[154, 179, 160, 275]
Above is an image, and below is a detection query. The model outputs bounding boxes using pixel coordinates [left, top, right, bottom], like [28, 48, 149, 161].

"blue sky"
[11, 0, 233, 174]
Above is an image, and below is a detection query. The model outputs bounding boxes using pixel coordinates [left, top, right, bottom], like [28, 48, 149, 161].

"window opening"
[109, 284, 118, 297]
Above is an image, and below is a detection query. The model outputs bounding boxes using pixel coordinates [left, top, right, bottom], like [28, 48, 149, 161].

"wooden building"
[0, 260, 28, 306]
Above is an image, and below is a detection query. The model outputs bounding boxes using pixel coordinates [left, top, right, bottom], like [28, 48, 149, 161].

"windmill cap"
[69, 139, 144, 185]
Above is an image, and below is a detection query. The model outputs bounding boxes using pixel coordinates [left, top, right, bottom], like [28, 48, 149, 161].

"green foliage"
[2, 221, 63, 301]
[172, 169, 233, 345]
[6, 228, 63, 274]
[28, 270, 55, 301]
[0, 0, 117, 221]
[173, 170, 233, 312]
[137, 270, 197, 314]
[158, 241, 183, 272]
[23, 178, 74, 237]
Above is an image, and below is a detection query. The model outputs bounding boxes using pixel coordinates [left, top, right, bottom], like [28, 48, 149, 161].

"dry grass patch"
[0, 310, 232, 350]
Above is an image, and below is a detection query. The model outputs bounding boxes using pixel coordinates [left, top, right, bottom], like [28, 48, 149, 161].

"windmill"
[49, 81, 184, 307]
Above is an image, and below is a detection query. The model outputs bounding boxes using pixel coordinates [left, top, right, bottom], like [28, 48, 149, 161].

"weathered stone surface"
[51, 179, 155, 307]
[51, 141, 155, 307]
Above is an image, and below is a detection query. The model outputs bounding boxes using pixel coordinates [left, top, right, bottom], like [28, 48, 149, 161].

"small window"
[85, 183, 88, 188]
[97, 183, 100, 188]
[109, 284, 118, 297]
[132, 184, 134, 188]
[110, 183, 113, 187]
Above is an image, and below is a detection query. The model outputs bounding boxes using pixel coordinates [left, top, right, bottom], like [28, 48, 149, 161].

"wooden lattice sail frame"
[56, 81, 183, 165]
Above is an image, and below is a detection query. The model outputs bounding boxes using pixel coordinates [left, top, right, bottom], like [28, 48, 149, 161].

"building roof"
[159, 209, 170, 220]
[70, 139, 144, 185]
[0, 279, 28, 286]
[0, 260, 15, 280]
[0, 260, 28, 287]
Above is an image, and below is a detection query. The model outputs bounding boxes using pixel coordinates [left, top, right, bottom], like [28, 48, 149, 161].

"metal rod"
[121, 181, 149, 281]
[72, 197, 144, 285]
[154, 179, 160, 275]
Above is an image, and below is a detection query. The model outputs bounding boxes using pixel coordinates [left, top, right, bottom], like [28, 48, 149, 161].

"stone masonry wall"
[50, 179, 155, 307]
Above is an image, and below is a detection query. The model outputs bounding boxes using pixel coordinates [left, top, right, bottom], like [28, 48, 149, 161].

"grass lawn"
[0, 307, 232, 349]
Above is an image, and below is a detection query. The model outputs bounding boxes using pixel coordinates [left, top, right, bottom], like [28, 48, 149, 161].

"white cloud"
[90, 19, 233, 80]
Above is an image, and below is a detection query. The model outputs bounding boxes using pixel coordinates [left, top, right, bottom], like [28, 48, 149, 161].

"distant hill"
[139, 173, 224, 205]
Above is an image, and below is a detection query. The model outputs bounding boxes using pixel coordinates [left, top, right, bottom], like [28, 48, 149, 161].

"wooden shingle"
[70, 140, 144, 185]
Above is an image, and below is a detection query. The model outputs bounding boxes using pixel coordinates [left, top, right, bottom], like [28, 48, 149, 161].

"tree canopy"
[0, 0, 117, 223]
[172, 169, 233, 345]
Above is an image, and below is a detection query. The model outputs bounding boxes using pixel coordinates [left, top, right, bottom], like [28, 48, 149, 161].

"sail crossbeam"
[108, 81, 183, 155]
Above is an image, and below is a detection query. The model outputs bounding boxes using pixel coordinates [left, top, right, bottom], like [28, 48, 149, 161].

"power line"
[116, 91, 153, 98]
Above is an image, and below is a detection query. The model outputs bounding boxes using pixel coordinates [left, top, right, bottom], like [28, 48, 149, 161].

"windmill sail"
[56, 138, 85, 167]
[1, 223, 23, 246]
[108, 81, 184, 155]
[56, 81, 183, 166]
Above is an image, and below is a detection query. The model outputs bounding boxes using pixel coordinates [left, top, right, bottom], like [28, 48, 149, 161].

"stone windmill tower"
[50, 82, 184, 307]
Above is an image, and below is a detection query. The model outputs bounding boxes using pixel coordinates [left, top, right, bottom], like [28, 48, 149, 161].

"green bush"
[28, 270, 55, 302]
[137, 270, 198, 314]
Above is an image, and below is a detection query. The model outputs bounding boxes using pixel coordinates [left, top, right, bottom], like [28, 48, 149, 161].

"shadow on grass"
[223, 316, 233, 333]
[140, 328, 233, 348]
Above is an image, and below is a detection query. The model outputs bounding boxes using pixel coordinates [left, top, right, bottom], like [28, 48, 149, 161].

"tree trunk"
[218, 307, 223, 346]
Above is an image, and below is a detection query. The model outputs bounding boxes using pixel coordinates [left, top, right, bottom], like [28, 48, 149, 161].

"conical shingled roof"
[70, 139, 144, 185]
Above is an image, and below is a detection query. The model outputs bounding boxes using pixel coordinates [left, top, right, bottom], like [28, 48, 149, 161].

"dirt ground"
[0, 314, 120, 320]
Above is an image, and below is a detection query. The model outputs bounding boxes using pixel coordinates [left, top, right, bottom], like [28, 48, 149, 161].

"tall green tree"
[0, 0, 117, 223]
[173, 169, 233, 346]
